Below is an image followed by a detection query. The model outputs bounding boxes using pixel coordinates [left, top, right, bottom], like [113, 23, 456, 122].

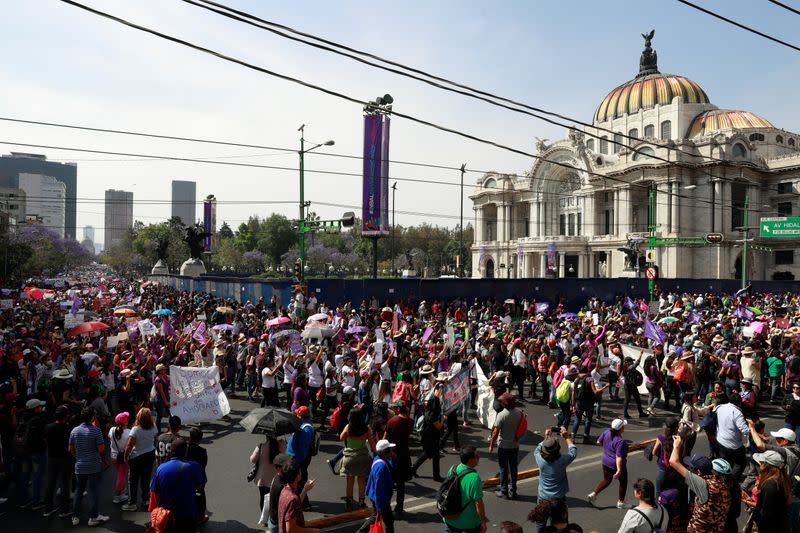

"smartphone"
[550, 426, 561, 433]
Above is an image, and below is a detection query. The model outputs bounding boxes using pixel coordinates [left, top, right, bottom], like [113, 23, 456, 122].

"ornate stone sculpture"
[534, 137, 551, 154]
[568, 129, 586, 158]
[638, 29, 658, 76]
[184, 226, 210, 260]
[618, 237, 643, 271]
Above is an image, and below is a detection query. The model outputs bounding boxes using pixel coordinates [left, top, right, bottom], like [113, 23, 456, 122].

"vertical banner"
[379, 116, 390, 235]
[546, 240, 557, 277]
[362, 114, 389, 236]
[203, 196, 216, 252]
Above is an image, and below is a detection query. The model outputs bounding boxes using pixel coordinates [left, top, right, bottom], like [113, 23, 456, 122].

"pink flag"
[162, 319, 177, 338]
[182, 324, 193, 335]
[193, 322, 207, 343]
[751, 321, 765, 334]
[421, 327, 433, 343]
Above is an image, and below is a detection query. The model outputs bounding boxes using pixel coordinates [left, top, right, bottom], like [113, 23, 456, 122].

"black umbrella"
[240, 407, 302, 436]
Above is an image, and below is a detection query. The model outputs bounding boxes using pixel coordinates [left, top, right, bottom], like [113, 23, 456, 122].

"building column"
[713, 180, 723, 233]
[670, 182, 680, 234]
[497, 202, 506, 242]
[614, 189, 621, 236]
[588, 252, 596, 278]
[579, 253, 588, 278]
[536, 201, 542, 237]
[618, 188, 631, 237]
[584, 194, 595, 237]
[473, 206, 482, 242]
[539, 253, 546, 278]
[558, 252, 565, 278]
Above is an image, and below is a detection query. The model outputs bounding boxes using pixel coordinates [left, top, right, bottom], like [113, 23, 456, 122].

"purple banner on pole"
[362, 114, 388, 236]
[379, 116, 390, 235]
[546, 241, 557, 277]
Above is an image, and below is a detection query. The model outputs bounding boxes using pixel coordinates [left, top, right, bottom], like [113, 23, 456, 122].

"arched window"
[748, 133, 765, 142]
[586, 138, 595, 151]
[732, 143, 748, 159]
[790, 138, 796, 147]
[633, 146, 656, 161]
[644, 124, 654, 137]
[484, 178, 496, 189]
[600, 136, 608, 155]
[613, 133, 622, 154]
[660, 120, 672, 140]
[777, 135, 784, 144]
[628, 128, 639, 139]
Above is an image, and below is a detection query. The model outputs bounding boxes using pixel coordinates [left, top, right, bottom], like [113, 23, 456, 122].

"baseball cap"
[770, 428, 797, 442]
[611, 418, 627, 431]
[682, 454, 712, 474]
[375, 439, 396, 453]
[26, 398, 46, 409]
[712, 458, 732, 475]
[294, 406, 310, 418]
[115, 411, 130, 425]
[753, 450, 785, 468]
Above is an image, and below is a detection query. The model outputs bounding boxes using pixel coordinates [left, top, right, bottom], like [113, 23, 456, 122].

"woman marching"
[587, 418, 629, 509]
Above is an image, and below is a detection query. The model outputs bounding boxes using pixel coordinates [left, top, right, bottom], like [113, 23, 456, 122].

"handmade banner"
[64, 313, 84, 330]
[619, 344, 657, 397]
[106, 335, 121, 349]
[169, 365, 230, 424]
[138, 319, 158, 337]
[441, 369, 470, 415]
[289, 331, 303, 354]
[474, 363, 497, 429]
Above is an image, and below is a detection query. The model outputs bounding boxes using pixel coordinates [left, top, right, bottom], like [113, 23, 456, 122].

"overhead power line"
[677, 0, 800, 52]
[55, 0, 773, 215]
[768, 0, 800, 16]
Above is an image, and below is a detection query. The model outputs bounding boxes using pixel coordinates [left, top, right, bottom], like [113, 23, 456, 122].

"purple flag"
[70, 295, 83, 315]
[421, 327, 433, 343]
[644, 319, 667, 345]
[126, 291, 134, 303]
[162, 319, 177, 338]
[535, 302, 549, 314]
[182, 324, 193, 335]
[126, 320, 140, 341]
[736, 306, 755, 321]
[193, 322, 207, 343]
[148, 335, 162, 356]
[688, 310, 702, 324]
[624, 297, 636, 311]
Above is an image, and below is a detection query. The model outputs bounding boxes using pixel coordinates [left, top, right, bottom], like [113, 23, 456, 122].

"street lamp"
[298, 124, 334, 283]
[391, 182, 397, 276]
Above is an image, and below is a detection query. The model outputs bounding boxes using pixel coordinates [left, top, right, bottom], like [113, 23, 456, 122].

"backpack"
[631, 506, 664, 533]
[514, 410, 528, 441]
[436, 466, 474, 519]
[626, 367, 643, 387]
[555, 378, 572, 403]
[13, 417, 33, 454]
[552, 365, 567, 389]
[329, 401, 343, 430]
[574, 376, 595, 405]
[302, 422, 320, 456]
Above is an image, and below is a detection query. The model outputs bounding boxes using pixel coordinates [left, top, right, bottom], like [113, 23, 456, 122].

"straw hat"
[419, 365, 435, 376]
[712, 334, 724, 343]
[741, 346, 754, 355]
[435, 372, 450, 382]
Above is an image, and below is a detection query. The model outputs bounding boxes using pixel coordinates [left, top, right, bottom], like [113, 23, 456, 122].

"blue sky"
[2, 0, 799, 245]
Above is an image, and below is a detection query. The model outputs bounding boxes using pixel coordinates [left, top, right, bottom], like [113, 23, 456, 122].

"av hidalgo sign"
[361, 114, 390, 237]
[760, 217, 800, 238]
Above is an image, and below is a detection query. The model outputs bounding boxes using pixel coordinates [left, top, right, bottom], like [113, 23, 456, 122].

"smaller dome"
[687, 109, 774, 137]
[595, 74, 709, 123]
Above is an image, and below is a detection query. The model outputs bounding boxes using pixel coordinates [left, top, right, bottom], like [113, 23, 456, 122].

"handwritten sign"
[106, 335, 121, 349]
[0, 299, 14, 309]
[421, 327, 433, 344]
[138, 319, 158, 337]
[169, 365, 230, 424]
[64, 313, 84, 330]
[441, 369, 470, 415]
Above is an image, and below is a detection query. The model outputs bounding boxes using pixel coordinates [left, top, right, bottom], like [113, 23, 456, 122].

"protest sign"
[373, 340, 384, 364]
[421, 327, 433, 343]
[619, 344, 657, 397]
[474, 363, 496, 428]
[64, 313, 84, 330]
[441, 369, 470, 415]
[118, 331, 128, 341]
[0, 299, 13, 309]
[169, 365, 230, 424]
[106, 335, 121, 349]
[289, 331, 303, 353]
[446, 326, 455, 347]
[742, 326, 754, 338]
[375, 328, 385, 343]
[138, 319, 158, 337]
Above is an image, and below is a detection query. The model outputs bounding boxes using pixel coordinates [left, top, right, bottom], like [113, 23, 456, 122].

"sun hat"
[682, 454, 712, 474]
[741, 378, 753, 385]
[611, 418, 627, 431]
[342, 385, 355, 395]
[540, 436, 561, 460]
[119, 368, 132, 378]
[770, 428, 797, 442]
[375, 439, 396, 453]
[419, 365, 435, 375]
[115, 411, 130, 425]
[435, 372, 450, 382]
[294, 406, 310, 418]
[712, 458, 732, 475]
[25, 398, 46, 409]
[52, 369, 73, 380]
[570, 355, 581, 365]
[712, 335, 724, 343]
[753, 450, 785, 468]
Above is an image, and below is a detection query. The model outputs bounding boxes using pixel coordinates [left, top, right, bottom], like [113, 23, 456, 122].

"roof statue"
[184, 225, 210, 259]
[637, 29, 658, 77]
[155, 235, 170, 261]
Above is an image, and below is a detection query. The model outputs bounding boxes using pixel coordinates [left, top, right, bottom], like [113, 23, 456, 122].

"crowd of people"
[1, 270, 800, 533]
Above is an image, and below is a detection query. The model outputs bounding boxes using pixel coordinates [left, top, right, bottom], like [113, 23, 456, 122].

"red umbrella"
[67, 321, 110, 337]
[267, 316, 291, 327]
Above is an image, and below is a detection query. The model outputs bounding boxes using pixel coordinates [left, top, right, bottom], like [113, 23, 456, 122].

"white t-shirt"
[341, 365, 356, 387]
[512, 348, 526, 367]
[308, 361, 323, 388]
[261, 367, 276, 389]
[608, 353, 622, 374]
[81, 352, 99, 368]
[617, 505, 666, 533]
[108, 427, 130, 459]
[282, 362, 295, 385]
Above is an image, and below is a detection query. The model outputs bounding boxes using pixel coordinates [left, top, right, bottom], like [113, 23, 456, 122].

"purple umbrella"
[212, 324, 235, 331]
[346, 325, 368, 334]
[558, 312, 578, 319]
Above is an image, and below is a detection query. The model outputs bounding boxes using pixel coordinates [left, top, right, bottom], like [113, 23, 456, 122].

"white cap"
[375, 439, 396, 453]
[611, 418, 627, 431]
[771, 428, 797, 442]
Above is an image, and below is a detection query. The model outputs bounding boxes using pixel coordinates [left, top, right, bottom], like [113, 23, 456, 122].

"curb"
[305, 437, 657, 528]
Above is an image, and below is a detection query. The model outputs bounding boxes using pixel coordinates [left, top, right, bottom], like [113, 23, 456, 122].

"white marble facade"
[471, 34, 800, 281]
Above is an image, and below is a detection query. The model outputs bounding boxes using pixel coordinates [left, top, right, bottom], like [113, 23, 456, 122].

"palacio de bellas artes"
[471, 32, 800, 282]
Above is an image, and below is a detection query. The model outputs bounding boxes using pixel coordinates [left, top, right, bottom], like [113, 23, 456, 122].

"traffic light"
[294, 260, 302, 281]
[705, 233, 724, 244]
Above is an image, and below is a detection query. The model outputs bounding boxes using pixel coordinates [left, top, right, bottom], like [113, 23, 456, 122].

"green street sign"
[760, 217, 800, 238]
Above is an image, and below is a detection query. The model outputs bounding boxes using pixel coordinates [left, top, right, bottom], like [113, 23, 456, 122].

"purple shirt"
[597, 429, 628, 469]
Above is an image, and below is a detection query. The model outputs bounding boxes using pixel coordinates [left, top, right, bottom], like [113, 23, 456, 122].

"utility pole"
[459, 163, 466, 278]
[298, 124, 306, 283]
[647, 184, 656, 301]
[391, 182, 397, 276]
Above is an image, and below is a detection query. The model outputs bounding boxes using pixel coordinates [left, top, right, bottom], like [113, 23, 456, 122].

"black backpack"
[436, 466, 474, 519]
[574, 376, 595, 405]
[626, 367, 643, 387]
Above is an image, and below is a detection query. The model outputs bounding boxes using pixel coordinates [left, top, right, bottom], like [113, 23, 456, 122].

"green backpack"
[555, 377, 572, 403]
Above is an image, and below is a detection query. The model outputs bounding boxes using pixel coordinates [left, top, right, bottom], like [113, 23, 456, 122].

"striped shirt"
[69, 422, 104, 474]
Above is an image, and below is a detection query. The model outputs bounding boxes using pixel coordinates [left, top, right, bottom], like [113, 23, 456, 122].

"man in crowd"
[277, 461, 319, 533]
[15, 397, 47, 510]
[715, 392, 750, 478]
[150, 437, 206, 532]
[360, 439, 397, 533]
[442, 445, 486, 533]
[288, 406, 316, 508]
[68, 407, 109, 526]
[42, 405, 73, 518]
[533, 425, 577, 528]
[155, 415, 183, 466]
[488, 392, 522, 499]
[383, 400, 413, 516]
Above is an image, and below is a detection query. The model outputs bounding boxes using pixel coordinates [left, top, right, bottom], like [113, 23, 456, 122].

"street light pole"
[391, 182, 397, 276]
[297, 126, 334, 284]
[459, 163, 466, 278]
[741, 194, 749, 290]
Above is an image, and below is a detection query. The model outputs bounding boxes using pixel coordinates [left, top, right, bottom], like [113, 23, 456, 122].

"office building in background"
[18, 173, 66, 237]
[171, 180, 196, 226]
[104, 189, 133, 249]
[0, 153, 77, 239]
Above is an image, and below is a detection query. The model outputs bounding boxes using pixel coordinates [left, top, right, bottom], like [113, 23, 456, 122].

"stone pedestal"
[151, 259, 169, 275]
[179, 258, 207, 277]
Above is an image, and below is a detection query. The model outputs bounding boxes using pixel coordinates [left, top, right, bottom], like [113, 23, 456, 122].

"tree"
[258, 214, 295, 266]
[218, 221, 234, 240]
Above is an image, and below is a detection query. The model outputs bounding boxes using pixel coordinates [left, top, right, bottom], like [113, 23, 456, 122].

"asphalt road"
[1, 394, 785, 533]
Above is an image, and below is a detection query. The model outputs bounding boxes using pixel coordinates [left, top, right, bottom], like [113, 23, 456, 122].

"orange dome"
[687, 109, 774, 137]
[594, 73, 710, 123]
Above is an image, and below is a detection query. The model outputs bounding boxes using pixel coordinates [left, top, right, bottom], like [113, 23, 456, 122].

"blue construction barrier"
[149, 274, 800, 310]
